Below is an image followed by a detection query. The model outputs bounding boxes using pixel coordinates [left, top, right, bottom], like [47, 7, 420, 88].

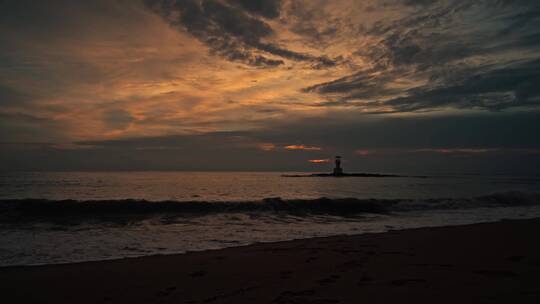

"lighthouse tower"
[333, 156, 344, 176]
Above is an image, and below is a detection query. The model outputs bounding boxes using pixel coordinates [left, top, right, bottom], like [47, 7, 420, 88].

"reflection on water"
[1, 171, 539, 201]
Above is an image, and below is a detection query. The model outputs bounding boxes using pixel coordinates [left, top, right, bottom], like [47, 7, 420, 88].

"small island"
[283, 156, 422, 178]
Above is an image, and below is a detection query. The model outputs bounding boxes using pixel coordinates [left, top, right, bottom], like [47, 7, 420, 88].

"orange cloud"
[308, 159, 330, 163]
[258, 143, 276, 151]
[284, 145, 322, 151]
[355, 149, 374, 156]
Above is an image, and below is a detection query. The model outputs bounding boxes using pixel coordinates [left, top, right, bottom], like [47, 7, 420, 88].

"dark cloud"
[0, 84, 34, 106]
[228, 0, 283, 19]
[78, 131, 252, 150]
[304, 68, 402, 97]
[311, 58, 540, 112]
[499, 10, 539, 35]
[260, 110, 540, 151]
[401, 0, 437, 6]
[284, 1, 346, 48]
[0, 112, 50, 124]
[0, 112, 65, 143]
[145, 0, 337, 67]
[362, 0, 482, 70]
[143, 0, 278, 67]
[306, 0, 540, 112]
[78, 110, 540, 154]
[0, 0, 144, 38]
[381, 59, 540, 112]
[103, 109, 135, 130]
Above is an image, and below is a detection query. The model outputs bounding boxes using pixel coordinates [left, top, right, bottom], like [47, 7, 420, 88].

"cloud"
[103, 109, 135, 131]
[144, 0, 338, 67]
[0, 84, 34, 106]
[400, 0, 438, 6]
[258, 142, 276, 151]
[0, 111, 66, 143]
[305, 0, 540, 112]
[308, 159, 330, 163]
[355, 149, 374, 156]
[74, 110, 540, 153]
[2, 110, 539, 173]
[376, 58, 540, 112]
[284, 145, 322, 151]
[411, 148, 498, 154]
[407, 147, 540, 155]
[228, 0, 283, 19]
[1, 0, 540, 175]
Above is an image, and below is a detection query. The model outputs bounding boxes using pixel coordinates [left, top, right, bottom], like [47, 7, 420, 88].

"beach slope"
[2, 219, 540, 303]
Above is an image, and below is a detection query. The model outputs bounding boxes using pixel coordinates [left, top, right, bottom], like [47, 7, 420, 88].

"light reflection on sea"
[1, 171, 539, 201]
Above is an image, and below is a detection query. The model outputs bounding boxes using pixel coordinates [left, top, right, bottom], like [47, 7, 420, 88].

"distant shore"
[2, 218, 540, 303]
[282, 172, 428, 178]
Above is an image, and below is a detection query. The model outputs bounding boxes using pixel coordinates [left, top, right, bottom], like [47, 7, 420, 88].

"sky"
[1, 0, 540, 174]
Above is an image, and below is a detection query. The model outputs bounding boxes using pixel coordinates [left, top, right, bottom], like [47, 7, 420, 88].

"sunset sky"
[1, 0, 540, 173]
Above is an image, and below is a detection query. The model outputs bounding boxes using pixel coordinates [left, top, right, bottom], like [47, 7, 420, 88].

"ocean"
[1, 171, 540, 267]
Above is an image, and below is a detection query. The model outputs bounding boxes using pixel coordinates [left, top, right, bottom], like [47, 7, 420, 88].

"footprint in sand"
[506, 255, 526, 262]
[279, 271, 293, 279]
[390, 278, 426, 286]
[473, 270, 517, 278]
[318, 274, 340, 285]
[275, 289, 341, 304]
[190, 270, 207, 277]
[155, 286, 177, 297]
[357, 274, 374, 285]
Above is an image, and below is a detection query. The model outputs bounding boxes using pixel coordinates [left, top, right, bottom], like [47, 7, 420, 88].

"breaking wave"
[1, 191, 539, 224]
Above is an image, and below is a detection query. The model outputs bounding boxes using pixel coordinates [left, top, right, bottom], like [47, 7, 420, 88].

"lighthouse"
[333, 156, 344, 176]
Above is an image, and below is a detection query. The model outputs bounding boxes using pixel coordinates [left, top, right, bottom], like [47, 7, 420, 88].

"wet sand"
[2, 218, 540, 303]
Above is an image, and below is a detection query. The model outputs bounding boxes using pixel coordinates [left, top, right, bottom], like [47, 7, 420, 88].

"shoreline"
[0, 217, 535, 269]
[2, 218, 540, 303]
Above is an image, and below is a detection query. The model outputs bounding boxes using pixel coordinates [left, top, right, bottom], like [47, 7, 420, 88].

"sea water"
[1, 171, 539, 266]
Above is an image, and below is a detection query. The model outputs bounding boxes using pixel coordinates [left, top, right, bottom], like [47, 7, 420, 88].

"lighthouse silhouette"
[333, 156, 344, 176]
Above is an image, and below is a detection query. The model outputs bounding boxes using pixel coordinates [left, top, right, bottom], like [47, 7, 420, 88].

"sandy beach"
[2, 218, 540, 303]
